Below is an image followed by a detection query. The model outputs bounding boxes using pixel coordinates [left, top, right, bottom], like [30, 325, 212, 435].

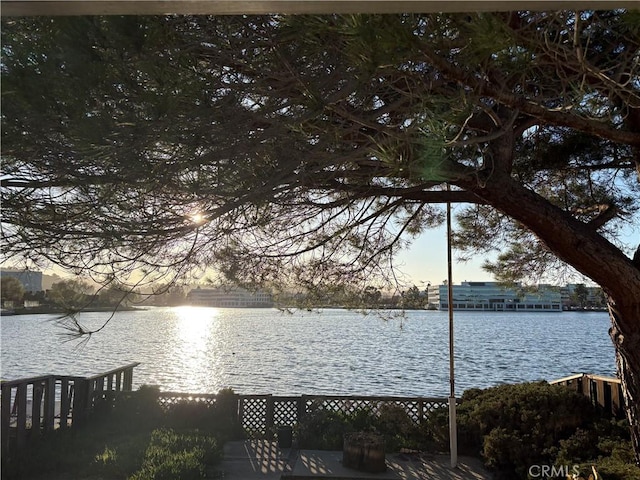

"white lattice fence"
[157, 392, 218, 412]
[273, 397, 300, 427]
[300, 396, 449, 425]
[152, 392, 449, 435]
[239, 395, 269, 434]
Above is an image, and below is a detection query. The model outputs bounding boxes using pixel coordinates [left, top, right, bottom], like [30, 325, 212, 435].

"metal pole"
[447, 186, 458, 468]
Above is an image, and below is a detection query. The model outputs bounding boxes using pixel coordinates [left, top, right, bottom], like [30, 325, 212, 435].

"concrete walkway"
[215, 439, 493, 480]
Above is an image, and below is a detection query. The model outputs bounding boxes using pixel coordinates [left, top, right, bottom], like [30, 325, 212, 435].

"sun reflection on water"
[174, 306, 218, 345]
[170, 306, 220, 392]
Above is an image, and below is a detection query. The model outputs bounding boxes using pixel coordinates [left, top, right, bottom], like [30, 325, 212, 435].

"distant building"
[432, 281, 562, 312]
[1, 269, 43, 293]
[561, 284, 606, 310]
[187, 287, 274, 308]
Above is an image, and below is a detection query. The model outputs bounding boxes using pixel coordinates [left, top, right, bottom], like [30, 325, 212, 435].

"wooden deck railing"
[1, 363, 140, 458]
[550, 373, 624, 418]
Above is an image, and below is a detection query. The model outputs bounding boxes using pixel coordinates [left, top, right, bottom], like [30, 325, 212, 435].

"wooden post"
[265, 395, 274, 437]
[237, 395, 244, 422]
[1, 384, 12, 458]
[15, 383, 27, 450]
[233, 393, 241, 424]
[94, 377, 104, 392]
[603, 381, 613, 415]
[582, 375, 591, 398]
[103, 374, 114, 412]
[32, 382, 43, 434]
[297, 396, 306, 425]
[595, 378, 605, 409]
[589, 378, 598, 407]
[60, 379, 71, 429]
[617, 383, 625, 418]
[123, 367, 133, 391]
[72, 379, 90, 427]
[43, 376, 56, 432]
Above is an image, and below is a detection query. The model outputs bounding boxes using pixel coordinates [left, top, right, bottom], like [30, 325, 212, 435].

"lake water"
[0, 307, 616, 398]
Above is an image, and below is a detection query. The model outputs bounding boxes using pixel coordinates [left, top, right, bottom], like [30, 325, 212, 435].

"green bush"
[296, 402, 429, 452]
[92, 431, 153, 478]
[412, 405, 450, 452]
[132, 448, 204, 480]
[296, 407, 356, 450]
[556, 419, 640, 480]
[107, 384, 165, 428]
[162, 389, 245, 441]
[449, 382, 638, 480]
[376, 404, 421, 452]
[295, 402, 383, 450]
[164, 401, 215, 427]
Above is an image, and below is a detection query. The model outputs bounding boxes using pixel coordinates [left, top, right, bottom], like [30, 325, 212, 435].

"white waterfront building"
[187, 287, 274, 308]
[431, 281, 562, 312]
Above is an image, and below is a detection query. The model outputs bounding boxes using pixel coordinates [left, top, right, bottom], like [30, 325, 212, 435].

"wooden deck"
[217, 439, 492, 480]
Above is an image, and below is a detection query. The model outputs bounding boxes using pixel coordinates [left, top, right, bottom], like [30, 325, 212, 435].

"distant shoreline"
[0, 306, 145, 316]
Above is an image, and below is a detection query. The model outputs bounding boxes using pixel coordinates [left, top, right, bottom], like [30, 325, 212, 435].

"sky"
[395, 222, 495, 287]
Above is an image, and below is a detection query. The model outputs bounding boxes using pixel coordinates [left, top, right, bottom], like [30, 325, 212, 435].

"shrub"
[163, 401, 218, 431]
[296, 407, 355, 450]
[450, 382, 637, 479]
[296, 402, 440, 452]
[376, 404, 418, 452]
[162, 389, 245, 441]
[209, 389, 246, 440]
[91, 431, 152, 477]
[557, 419, 640, 480]
[297, 402, 451, 453]
[108, 384, 165, 427]
[295, 401, 383, 450]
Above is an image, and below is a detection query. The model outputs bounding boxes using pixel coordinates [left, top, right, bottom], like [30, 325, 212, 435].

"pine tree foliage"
[3, 12, 637, 291]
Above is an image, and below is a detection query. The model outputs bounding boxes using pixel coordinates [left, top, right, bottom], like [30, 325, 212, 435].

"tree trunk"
[456, 140, 640, 463]
[609, 302, 640, 465]
[474, 177, 640, 465]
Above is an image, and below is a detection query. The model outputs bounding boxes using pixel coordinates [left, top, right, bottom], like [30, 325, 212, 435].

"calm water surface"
[0, 308, 615, 397]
